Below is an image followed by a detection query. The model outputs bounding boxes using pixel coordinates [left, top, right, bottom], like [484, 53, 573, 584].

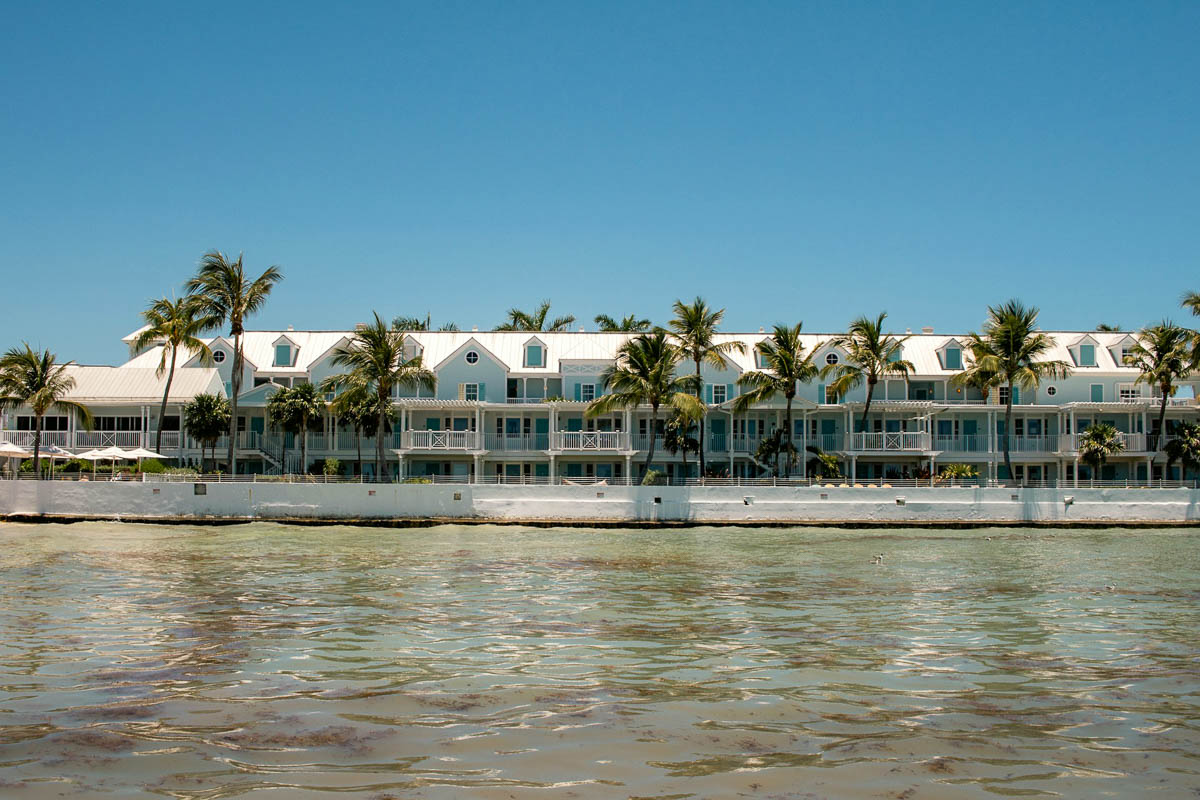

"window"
[1078, 344, 1096, 367]
[92, 416, 143, 431]
[712, 384, 727, 404]
[1119, 385, 1138, 401]
[1045, 385, 1057, 396]
[999, 386, 1010, 405]
[825, 352, 839, 366]
[17, 415, 68, 431]
[825, 385, 838, 404]
[944, 347, 962, 370]
[756, 350, 769, 369]
[1119, 347, 1132, 364]
[274, 344, 292, 367]
[525, 344, 544, 368]
[581, 383, 596, 402]
[465, 350, 479, 364]
[461, 383, 479, 402]
[212, 349, 226, 364]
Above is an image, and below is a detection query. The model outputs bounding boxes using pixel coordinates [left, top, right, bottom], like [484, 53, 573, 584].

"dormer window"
[274, 344, 292, 367]
[944, 347, 962, 370]
[525, 342, 544, 368]
[1078, 344, 1096, 367]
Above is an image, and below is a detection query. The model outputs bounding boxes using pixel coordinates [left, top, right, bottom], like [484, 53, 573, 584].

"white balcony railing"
[1060, 432, 1147, 453]
[402, 430, 477, 450]
[485, 433, 551, 451]
[932, 434, 988, 453]
[846, 432, 931, 451]
[0, 430, 71, 448]
[74, 431, 146, 449]
[553, 431, 625, 450]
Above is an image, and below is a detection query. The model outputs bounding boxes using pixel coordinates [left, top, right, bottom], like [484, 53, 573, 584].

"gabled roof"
[433, 337, 506, 371]
[55, 366, 224, 403]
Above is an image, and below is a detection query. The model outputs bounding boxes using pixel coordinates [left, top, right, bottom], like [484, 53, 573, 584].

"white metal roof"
[61, 366, 224, 403]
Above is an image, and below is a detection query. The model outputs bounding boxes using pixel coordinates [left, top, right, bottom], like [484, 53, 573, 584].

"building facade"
[2, 327, 1197, 484]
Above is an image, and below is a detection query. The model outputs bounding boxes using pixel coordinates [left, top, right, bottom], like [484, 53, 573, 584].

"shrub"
[322, 458, 341, 477]
[164, 466, 199, 475]
[138, 458, 166, 474]
[403, 477, 433, 484]
[642, 469, 667, 486]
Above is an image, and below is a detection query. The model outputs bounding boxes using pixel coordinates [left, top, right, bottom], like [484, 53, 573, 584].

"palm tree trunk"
[695, 358, 705, 481]
[376, 397, 387, 482]
[33, 414, 42, 479]
[861, 379, 876, 431]
[300, 415, 308, 476]
[1003, 383, 1014, 485]
[227, 333, 242, 474]
[644, 403, 660, 477]
[356, 426, 363, 477]
[157, 347, 177, 458]
[1156, 384, 1169, 453]
[785, 394, 795, 477]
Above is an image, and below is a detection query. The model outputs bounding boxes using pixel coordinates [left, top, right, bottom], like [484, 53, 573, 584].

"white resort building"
[2, 326, 1197, 484]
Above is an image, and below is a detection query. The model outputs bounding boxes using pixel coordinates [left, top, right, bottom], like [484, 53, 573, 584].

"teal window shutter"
[705, 385, 713, 404]
[726, 383, 733, 399]
[573, 383, 582, 402]
[1079, 344, 1095, 366]
[945, 348, 962, 369]
[478, 382, 485, 402]
[1011, 386, 1020, 405]
[1090, 384, 1103, 402]
[817, 384, 825, 404]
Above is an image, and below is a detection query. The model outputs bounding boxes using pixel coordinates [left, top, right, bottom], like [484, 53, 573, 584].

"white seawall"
[3, 480, 1200, 525]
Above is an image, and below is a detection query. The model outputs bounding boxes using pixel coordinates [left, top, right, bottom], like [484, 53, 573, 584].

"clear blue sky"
[2, 1, 1197, 364]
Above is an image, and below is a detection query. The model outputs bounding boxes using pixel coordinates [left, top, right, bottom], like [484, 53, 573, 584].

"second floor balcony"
[554, 431, 626, 451]
[846, 431, 932, 452]
[401, 430, 478, 451]
[1059, 432, 1147, 453]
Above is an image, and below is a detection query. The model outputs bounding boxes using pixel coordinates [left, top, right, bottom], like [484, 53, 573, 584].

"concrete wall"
[2, 480, 1199, 526]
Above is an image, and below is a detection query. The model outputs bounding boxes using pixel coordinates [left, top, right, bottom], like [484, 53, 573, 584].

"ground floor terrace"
[2, 399, 1197, 485]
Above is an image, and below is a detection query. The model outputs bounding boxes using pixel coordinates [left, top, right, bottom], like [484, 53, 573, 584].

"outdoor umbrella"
[0, 441, 29, 479]
[94, 446, 132, 479]
[75, 449, 106, 480]
[124, 447, 164, 470]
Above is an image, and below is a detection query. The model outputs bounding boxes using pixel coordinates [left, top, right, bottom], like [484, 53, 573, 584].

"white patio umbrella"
[0, 441, 29, 479]
[32, 444, 75, 479]
[75, 449, 106, 480]
[94, 446, 133, 479]
[124, 447, 164, 472]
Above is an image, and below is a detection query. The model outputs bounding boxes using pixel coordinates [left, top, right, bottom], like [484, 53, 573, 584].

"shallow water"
[0, 522, 1196, 799]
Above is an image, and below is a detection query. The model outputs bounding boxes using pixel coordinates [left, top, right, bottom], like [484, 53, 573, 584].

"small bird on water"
[870, 554, 884, 564]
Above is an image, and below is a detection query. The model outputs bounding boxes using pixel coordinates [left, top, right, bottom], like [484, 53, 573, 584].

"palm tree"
[185, 251, 283, 474]
[669, 297, 745, 479]
[288, 382, 326, 475]
[754, 428, 797, 478]
[182, 393, 229, 473]
[1165, 421, 1200, 482]
[969, 300, 1071, 483]
[0, 345, 93, 476]
[734, 323, 819, 476]
[392, 313, 459, 332]
[594, 313, 652, 332]
[323, 380, 374, 476]
[131, 296, 214, 457]
[663, 407, 701, 482]
[1095, 323, 1123, 332]
[1124, 321, 1192, 452]
[496, 300, 575, 332]
[949, 333, 1003, 403]
[1078, 423, 1125, 485]
[805, 445, 843, 481]
[585, 331, 704, 476]
[822, 312, 914, 431]
[326, 312, 436, 480]
[266, 386, 299, 474]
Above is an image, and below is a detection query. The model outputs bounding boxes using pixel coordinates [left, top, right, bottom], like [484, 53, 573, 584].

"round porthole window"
[465, 350, 479, 364]
[825, 352, 839, 366]
[1046, 386, 1057, 396]
[212, 350, 226, 364]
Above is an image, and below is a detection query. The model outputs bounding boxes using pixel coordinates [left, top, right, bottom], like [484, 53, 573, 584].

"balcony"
[1059, 432, 1146, 453]
[846, 432, 932, 451]
[553, 431, 626, 451]
[402, 430, 477, 450]
[932, 434, 988, 453]
[0, 430, 71, 448]
[809, 433, 841, 453]
[485, 433, 551, 451]
[74, 431, 146, 449]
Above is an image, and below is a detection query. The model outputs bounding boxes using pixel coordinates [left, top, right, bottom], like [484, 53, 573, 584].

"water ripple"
[0, 521, 1196, 798]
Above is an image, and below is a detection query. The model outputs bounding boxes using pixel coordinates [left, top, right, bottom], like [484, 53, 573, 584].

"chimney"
[579, 326, 585, 332]
[921, 326, 934, 335]
[354, 322, 367, 331]
[287, 325, 294, 331]
[759, 326, 765, 333]
[905, 328, 912, 334]
[472, 325, 478, 332]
